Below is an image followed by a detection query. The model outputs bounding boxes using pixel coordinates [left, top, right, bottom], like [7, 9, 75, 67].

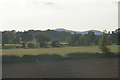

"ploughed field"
[3, 58, 118, 78]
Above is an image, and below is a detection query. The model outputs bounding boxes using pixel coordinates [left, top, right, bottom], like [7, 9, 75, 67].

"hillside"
[55, 28, 102, 35]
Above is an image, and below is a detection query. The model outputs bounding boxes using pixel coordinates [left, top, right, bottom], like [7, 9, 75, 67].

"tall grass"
[2, 45, 119, 56]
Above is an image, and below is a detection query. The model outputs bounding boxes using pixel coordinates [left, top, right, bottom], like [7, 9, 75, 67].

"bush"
[2, 46, 16, 49]
[22, 43, 26, 48]
[39, 42, 48, 48]
[27, 43, 35, 48]
[51, 41, 61, 47]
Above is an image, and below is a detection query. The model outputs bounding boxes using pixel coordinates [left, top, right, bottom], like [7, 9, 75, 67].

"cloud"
[44, 2, 55, 5]
[32, 0, 55, 6]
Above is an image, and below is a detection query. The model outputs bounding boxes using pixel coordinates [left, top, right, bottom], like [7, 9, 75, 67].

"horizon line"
[0, 28, 118, 32]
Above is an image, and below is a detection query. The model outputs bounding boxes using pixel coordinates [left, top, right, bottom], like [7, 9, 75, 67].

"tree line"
[1, 28, 120, 49]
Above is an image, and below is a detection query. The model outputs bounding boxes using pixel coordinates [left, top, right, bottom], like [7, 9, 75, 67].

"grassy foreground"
[2, 45, 119, 56]
[2, 45, 119, 64]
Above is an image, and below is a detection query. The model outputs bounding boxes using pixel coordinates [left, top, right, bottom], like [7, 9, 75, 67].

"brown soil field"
[2, 58, 118, 78]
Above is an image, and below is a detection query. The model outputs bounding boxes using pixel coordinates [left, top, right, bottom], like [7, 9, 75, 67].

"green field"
[2, 45, 119, 56]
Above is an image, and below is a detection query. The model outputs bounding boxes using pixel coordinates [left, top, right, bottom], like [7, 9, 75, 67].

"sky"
[0, 0, 119, 31]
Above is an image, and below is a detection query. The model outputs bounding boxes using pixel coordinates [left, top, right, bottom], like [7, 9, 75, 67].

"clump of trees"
[21, 31, 33, 48]
[2, 30, 16, 45]
[2, 30, 72, 48]
[34, 32, 51, 48]
[68, 31, 99, 46]
[2, 28, 120, 50]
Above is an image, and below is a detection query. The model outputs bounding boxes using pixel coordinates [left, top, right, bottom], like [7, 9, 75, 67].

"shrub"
[39, 42, 48, 48]
[22, 43, 26, 48]
[27, 43, 35, 48]
[51, 41, 61, 47]
[2, 45, 16, 49]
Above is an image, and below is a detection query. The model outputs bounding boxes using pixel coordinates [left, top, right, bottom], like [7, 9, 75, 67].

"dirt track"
[2, 58, 118, 78]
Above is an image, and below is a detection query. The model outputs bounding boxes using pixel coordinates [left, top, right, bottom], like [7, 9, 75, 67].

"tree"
[68, 32, 97, 46]
[82, 31, 96, 45]
[99, 30, 111, 54]
[21, 31, 33, 43]
[39, 42, 48, 48]
[21, 31, 33, 48]
[34, 32, 51, 48]
[116, 28, 120, 45]
[110, 28, 120, 45]
[2, 31, 16, 45]
[87, 31, 96, 45]
[68, 34, 81, 46]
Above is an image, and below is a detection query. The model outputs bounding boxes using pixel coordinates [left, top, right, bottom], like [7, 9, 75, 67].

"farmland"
[2, 45, 119, 56]
[3, 58, 118, 78]
[2, 44, 119, 78]
[2, 45, 119, 78]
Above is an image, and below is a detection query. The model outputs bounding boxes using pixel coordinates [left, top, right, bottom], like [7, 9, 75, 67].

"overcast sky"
[0, 0, 119, 31]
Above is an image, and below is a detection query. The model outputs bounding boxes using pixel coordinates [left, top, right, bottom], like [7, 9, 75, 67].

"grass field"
[2, 45, 119, 56]
[2, 45, 119, 77]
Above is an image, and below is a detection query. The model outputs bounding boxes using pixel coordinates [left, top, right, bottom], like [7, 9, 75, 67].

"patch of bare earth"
[2, 58, 118, 78]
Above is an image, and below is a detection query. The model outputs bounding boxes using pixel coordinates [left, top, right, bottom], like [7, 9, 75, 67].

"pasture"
[2, 45, 119, 78]
[2, 45, 119, 56]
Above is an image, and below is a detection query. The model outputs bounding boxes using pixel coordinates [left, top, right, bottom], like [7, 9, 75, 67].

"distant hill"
[55, 28, 102, 35]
